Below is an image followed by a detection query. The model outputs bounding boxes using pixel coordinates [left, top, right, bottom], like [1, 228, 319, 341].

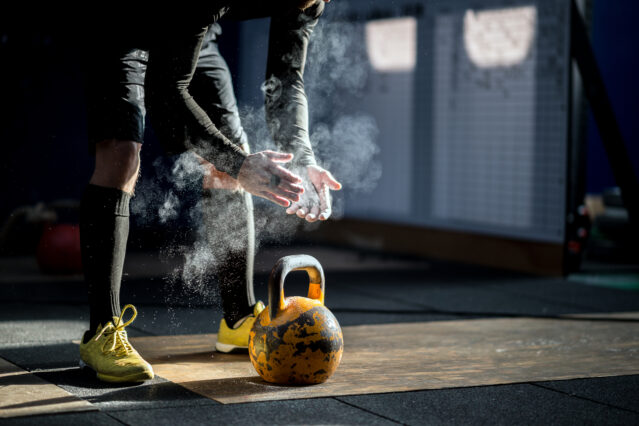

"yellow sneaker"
[216, 301, 265, 353]
[79, 304, 154, 383]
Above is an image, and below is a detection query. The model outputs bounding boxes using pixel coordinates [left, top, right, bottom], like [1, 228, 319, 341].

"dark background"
[0, 1, 637, 250]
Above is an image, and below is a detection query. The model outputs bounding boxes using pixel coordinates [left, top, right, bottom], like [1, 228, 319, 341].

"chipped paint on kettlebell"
[249, 296, 343, 385]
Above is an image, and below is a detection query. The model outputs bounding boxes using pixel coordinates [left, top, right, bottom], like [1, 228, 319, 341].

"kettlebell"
[36, 223, 82, 274]
[249, 255, 343, 385]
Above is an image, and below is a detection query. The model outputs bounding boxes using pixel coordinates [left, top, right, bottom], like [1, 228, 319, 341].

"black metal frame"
[570, 0, 639, 233]
[564, 0, 639, 273]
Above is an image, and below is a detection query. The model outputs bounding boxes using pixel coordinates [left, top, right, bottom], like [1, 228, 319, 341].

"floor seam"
[531, 382, 639, 415]
[93, 400, 220, 413]
[351, 280, 611, 315]
[341, 284, 430, 310]
[336, 283, 639, 321]
[0, 338, 84, 348]
[344, 284, 545, 317]
[333, 396, 408, 425]
[103, 410, 130, 425]
[487, 285, 601, 312]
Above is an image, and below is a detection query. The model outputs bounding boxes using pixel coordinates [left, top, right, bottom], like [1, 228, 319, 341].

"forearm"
[264, 2, 324, 167]
[264, 74, 316, 167]
[145, 24, 247, 177]
[147, 85, 247, 176]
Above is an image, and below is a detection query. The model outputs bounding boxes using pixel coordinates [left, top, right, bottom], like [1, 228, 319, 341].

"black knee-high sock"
[80, 184, 131, 332]
[202, 189, 255, 326]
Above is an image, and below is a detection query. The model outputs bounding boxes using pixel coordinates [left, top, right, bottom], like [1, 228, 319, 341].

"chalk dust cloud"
[130, 6, 382, 316]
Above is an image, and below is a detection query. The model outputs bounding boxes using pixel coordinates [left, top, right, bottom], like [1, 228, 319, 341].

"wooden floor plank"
[131, 314, 639, 404]
[0, 358, 95, 418]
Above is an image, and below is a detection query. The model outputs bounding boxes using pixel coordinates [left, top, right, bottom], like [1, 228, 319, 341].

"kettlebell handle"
[268, 254, 325, 320]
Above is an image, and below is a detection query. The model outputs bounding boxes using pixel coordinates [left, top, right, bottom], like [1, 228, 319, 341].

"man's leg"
[79, 140, 153, 382]
[200, 185, 256, 325]
[191, 26, 258, 334]
[81, 139, 140, 332]
[84, 45, 148, 333]
[80, 46, 153, 382]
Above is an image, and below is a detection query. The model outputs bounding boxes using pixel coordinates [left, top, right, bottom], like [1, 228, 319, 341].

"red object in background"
[36, 224, 82, 274]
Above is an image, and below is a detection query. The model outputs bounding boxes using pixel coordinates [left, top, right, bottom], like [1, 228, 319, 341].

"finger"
[278, 180, 304, 194]
[296, 207, 307, 218]
[265, 175, 298, 200]
[263, 151, 294, 163]
[319, 184, 332, 220]
[286, 202, 301, 214]
[321, 170, 342, 190]
[306, 204, 320, 222]
[270, 165, 303, 184]
[260, 191, 291, 208]
[271, 187, 301, 203]
[286, 202, 302, 215]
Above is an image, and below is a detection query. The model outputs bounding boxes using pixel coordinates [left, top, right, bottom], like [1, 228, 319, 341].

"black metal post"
[570, 0, 639, 234]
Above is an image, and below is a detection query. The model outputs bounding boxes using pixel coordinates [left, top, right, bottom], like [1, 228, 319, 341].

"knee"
[92, 139, 141, 189]
[95, 139, 140, 176]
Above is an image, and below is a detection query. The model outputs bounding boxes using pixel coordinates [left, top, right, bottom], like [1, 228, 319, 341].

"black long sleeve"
[145, 18, 247, 178]
[143, 2, 323, 175]
[263, 2, 324, 167]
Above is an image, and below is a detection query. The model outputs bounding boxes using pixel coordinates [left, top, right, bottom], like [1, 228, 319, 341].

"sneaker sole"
[215, 341, 248, 353]
[79, 360, 154, 383]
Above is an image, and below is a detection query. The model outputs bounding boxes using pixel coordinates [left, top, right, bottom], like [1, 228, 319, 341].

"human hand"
[197, 157, 242, 191]
[286, 165, 342, 222]
[237, 151, 304, 207]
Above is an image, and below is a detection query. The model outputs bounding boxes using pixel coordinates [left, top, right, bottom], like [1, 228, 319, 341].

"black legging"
[83, 26, 255, 330]
[193, 28, 256, 324]
[84, 1, 325, 330]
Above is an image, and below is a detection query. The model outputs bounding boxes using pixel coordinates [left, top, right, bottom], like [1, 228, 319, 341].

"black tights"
[80, 184, 128, 331]
[83, 24, 257, 333]
[81, 183, 255, 332]
[201, 187, 256, 326]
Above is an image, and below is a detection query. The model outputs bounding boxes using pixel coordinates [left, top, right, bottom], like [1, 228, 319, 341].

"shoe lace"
[94, 304, 137, 357]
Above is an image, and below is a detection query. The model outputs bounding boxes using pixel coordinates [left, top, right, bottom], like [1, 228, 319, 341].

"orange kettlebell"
[249, 255, 343, 385]
[36, 223, 82, 274]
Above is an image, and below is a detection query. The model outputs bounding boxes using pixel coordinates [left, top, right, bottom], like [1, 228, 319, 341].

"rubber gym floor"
[1, 245, 638, 425]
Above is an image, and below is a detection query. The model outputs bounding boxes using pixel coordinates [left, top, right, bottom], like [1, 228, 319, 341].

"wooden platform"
[0, 358, 95, 418]
[131, 314, 639, 404]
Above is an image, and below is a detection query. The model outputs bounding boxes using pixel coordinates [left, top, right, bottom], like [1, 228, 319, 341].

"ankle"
[224, 306, 254, 328]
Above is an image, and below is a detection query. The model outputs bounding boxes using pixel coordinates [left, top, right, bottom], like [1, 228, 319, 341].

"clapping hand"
[286, 165, 342, 222]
